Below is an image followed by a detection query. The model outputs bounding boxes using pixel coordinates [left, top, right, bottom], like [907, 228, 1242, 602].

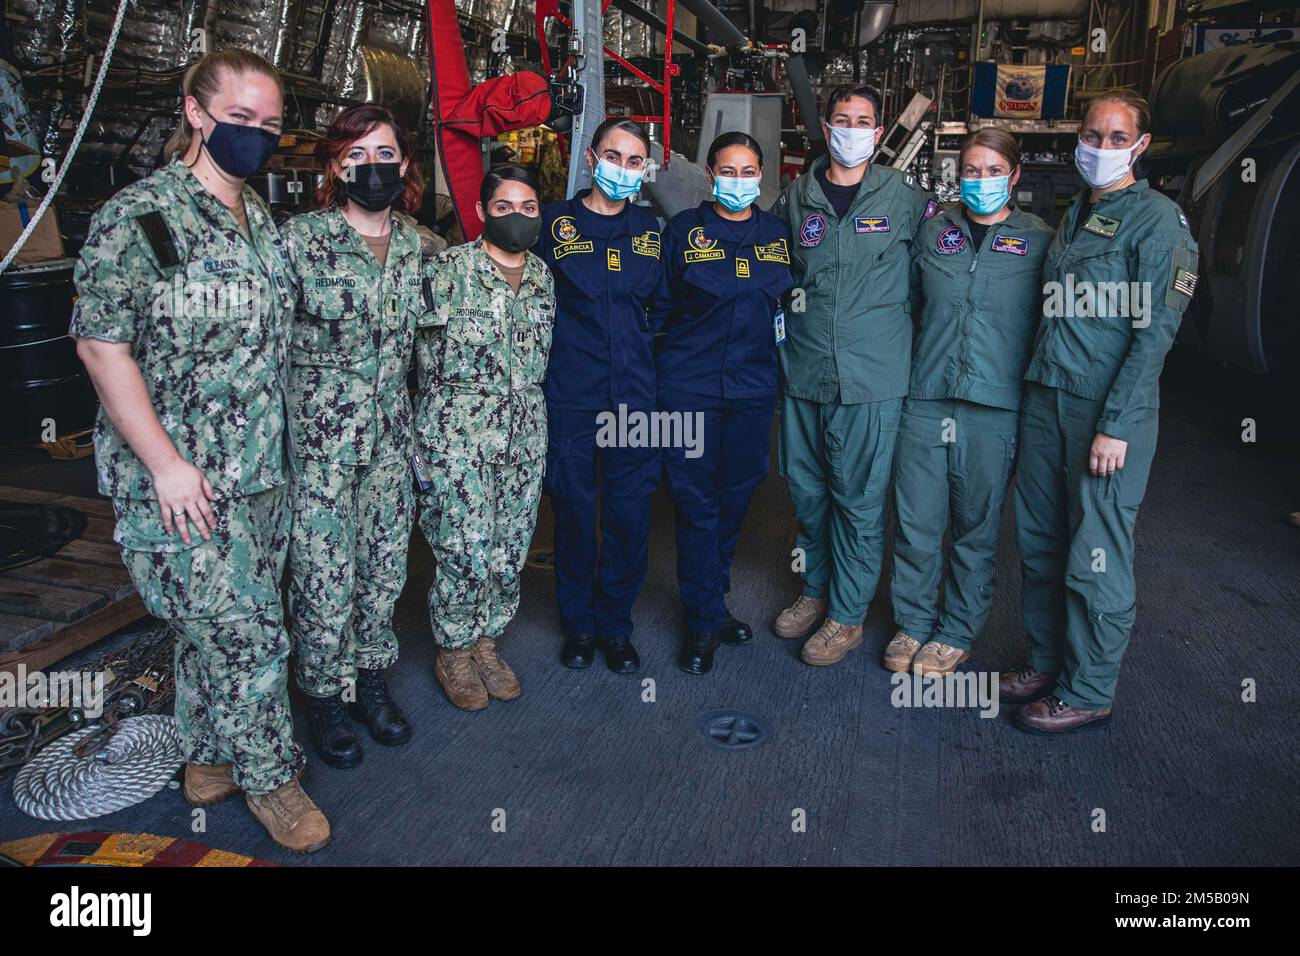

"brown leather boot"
[999, 664, 1058, 703]
[882, 630, 921, 672]
[182, 763, 239, 807]
[436, 646, 489, 711]
[774, 594, 828, 639]
[1015, 695, 1113, 734]
[245, 778, 331, 853]
[912, 640, 970, 676]
[800, 618, 863, 666]
[471, 637, 521, 701]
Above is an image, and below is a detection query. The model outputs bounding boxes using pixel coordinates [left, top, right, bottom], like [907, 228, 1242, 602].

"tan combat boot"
[182, 763, 239, 807]
[800, 618, 863, 666]
[912, 640, 970, 676]
[471, 637, 522, 701]
[436, 646, 489, 711]
[245, 778, 331, 853]
[882, 631, 922, 673]
[773, 594, 828, 639]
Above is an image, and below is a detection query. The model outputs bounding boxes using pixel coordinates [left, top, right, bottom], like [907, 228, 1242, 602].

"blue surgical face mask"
[712, 174, 761, 212]
[198, 105, 279, 179]
[592, 157, 644, 202]
[960, 174, 1011, 215]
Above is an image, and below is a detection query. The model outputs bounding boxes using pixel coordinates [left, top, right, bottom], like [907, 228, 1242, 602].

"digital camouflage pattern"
[69, 160, 296, 501]
[418, 456, 544, 648]
[414, 237, 555, 465]
[415, 238, 555, 648]
[283, 208, 423, 465]
[114, 487, 303, 795]
[289, 456, 413, 693]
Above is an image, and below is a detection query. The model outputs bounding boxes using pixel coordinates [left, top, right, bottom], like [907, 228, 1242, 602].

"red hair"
[315, 105, 424, 212]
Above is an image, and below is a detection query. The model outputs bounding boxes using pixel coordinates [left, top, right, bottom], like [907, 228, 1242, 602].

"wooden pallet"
[0, 485, 146, 676]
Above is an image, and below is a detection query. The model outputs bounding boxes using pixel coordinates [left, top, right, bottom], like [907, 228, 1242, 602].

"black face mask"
[198, 107, 279, 179]
[483, 212, 542, 253]
[342, 162, 405, 212]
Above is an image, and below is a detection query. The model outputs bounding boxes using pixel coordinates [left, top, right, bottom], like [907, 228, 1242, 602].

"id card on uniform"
[774, 307, 787, 345]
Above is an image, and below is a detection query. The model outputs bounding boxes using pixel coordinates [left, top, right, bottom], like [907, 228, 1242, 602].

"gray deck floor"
[2, 349, 1298, 866]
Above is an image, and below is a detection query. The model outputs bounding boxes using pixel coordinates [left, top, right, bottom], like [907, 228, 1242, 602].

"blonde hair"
[163, 48, 283, 160]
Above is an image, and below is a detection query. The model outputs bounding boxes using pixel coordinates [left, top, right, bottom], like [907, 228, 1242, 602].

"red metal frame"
[535, 0, 678, 166]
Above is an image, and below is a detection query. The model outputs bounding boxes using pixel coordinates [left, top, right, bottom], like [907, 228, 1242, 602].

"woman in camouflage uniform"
[71, 49, 329, 853]
[283, 105, 424, 768]
[416, 165, 554, 711]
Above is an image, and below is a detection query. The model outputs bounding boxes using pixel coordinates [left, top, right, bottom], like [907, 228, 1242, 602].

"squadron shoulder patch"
[991, 235, 1028, 255]
[799, 214, 827, 247]
[935, 226, 966, 255]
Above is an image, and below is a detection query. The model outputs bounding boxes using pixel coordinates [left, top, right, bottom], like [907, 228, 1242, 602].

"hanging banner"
[971, 63, 1070, 120]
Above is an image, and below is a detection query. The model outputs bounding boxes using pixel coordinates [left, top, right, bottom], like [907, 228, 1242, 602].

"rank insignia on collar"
[991, 235, 1028, 255]
[1082, 212, 1122, 238]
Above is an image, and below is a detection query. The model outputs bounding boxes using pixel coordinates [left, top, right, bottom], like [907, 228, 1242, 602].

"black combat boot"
[560, 633, 596, 669]
[679, 631, 720, 675]
[309, 693, 363, 769]
[601, 635, 641, 675]
[719, 613, 753, 646]
[349, 668, 412, 746]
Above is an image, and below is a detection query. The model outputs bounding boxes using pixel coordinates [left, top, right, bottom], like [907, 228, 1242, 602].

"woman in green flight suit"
[886, 129, 1053, 677]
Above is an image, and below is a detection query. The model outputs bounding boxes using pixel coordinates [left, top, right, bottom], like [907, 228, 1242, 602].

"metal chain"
[0, 0, 133, 274]
[13, 715, 183, 821]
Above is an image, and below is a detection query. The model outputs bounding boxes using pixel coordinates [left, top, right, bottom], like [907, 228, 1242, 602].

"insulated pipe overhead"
[675, 0, 749, 48]
[608, 0, 714, 56]
[787, 54, 825, 145]
[890, 0, 1087, 24]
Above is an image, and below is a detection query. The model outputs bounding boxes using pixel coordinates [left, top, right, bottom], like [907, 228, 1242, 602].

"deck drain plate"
[696, 710, 770, 752]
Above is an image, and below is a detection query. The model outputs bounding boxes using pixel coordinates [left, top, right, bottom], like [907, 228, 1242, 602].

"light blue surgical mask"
[712, 174, 761, 212]
[960, 174, 1011, 215]
[592, 157, 644, 201]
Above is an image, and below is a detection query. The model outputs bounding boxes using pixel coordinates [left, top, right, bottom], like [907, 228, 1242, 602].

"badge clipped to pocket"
[774, 306, 787, 346]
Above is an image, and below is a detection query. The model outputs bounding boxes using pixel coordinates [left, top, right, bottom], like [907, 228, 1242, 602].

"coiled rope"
[13, 714, 183, 821]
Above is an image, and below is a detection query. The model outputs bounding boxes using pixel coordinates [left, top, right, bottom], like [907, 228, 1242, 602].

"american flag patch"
[1172, 267, 1198, 297]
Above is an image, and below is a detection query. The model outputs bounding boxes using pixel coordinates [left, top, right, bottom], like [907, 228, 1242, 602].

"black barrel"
[0, 257, 98, 443]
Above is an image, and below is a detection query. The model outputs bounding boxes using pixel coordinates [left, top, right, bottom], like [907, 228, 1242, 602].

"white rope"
[0, 0, 133, 275]
[13, 715, 184, 821]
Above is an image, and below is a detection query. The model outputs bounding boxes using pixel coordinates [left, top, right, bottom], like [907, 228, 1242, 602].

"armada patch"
[1082, 212, 1122, 238]
[991, 234, 1028, 255]
[735, 257, 750, 278]
[632, 231, 660, 257]
[799, 213, 827, 247]
[607, 248, 621, 271]
[935, 226, 966, 255]
[754, 238, 790, 263]
[1172, 266, 1198, 297]
[855, 216, 890, 233]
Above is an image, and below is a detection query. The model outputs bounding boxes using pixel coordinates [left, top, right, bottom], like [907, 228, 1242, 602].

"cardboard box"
[0, 194, 66, 265]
